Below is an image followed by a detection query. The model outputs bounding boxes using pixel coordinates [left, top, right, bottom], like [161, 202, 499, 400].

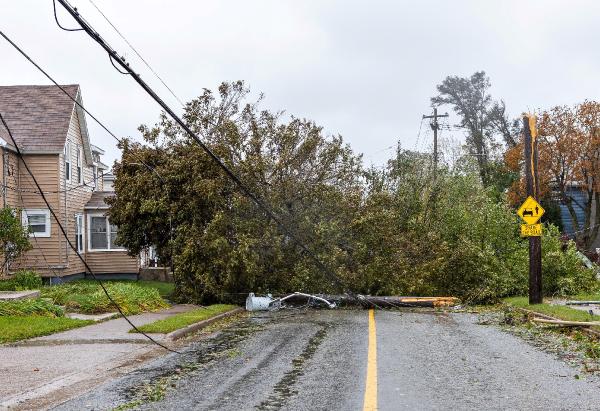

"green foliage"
[0, 316, 93, 343]
[106, 82, 598, 305]
[541, 225, 598, 296]
[0, 207, 32, 271]
[0, 298, 64, 317]
[133, 304, 237, 333]
[41, 281, 169, 314]
[0, 270, 43, 291]
[12, 270, 43, 290]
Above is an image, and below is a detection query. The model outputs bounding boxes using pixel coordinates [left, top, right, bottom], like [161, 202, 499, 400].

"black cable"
[53, 0, 83, 31]
[54, 0, 353, 297]
[86, 0, 186, 107]
[109, 54, 129, 75]
[0, 113, 179, 353]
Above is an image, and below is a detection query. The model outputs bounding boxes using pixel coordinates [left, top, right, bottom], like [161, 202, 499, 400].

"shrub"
[0, 270, 43, 291]
[12, 270, 43, 290]
[541, 225, 598, 296]
[0, 299, 64, 317]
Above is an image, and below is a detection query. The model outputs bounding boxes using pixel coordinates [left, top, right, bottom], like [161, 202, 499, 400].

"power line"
[0, 113, 178, 353]
[86, 0, 185, 107]
[54, 0, 355, 299]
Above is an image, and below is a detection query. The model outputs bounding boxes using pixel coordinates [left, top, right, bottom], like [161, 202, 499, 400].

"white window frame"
[75, 214, 84, 253]
[92, 165, 97, 189]
[64, 141, 71, 182]
[22, 209, 51, 238]
[87, 213, 125, 252]
[77, 146, 83, 184]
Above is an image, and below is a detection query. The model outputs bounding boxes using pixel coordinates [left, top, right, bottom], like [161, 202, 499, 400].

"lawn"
[0, 316, 93, 344]
[40, 280, 170, 315]
[133, 280, 175, 299]
[504, 296, 600, 323]
[133, 304, 238, 334]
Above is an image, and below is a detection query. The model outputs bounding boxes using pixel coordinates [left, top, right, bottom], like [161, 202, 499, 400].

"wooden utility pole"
[523, 114, 543, 304]
[422, 108, 449, 178]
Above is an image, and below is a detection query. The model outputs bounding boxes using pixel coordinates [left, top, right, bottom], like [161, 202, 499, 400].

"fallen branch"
[565, 301, 600, 306]
[532, 318, 600, 327]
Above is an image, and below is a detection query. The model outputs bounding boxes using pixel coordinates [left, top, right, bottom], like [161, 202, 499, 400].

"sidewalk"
[0, 304, 198, 410]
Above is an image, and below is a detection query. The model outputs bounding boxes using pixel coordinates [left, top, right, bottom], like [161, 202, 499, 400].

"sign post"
[522, 114, 543, 304]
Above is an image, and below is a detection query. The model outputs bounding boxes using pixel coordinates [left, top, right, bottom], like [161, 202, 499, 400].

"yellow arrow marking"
[363, 309, 378, 411]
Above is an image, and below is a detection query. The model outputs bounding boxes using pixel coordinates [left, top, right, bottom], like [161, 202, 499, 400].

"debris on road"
[245, 292, 336, 311]
[532, 318, 600, 327]
[327, 295, 459, 308]
[245, 292, 459, 311]
[565, 301, 600, 306]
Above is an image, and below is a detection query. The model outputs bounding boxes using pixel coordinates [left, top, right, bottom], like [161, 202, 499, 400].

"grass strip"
[0, 316, 93, 344]
[132, 304, 237, 334]
[504, 296, 600, 322]
[41, 281, 169, 315]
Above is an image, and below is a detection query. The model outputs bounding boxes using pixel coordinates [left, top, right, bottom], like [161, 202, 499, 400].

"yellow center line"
[363, 308, 377, 411]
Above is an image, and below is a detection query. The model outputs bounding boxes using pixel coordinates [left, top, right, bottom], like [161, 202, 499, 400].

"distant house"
[0, 85, 139, 282]
[559, 186, 600, 251]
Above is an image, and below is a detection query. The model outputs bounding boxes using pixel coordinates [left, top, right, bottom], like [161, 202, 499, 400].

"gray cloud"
[2, 0, 599, 167]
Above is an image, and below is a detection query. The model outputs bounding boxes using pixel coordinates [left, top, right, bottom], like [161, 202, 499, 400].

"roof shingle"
[0, 85, 79, 152]
[85, 191, 115, 210]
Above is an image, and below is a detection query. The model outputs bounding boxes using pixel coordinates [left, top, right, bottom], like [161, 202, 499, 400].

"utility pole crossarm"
[422, 108, 449, 179]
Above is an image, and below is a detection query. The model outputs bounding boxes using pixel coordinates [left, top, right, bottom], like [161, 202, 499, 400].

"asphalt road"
[55, 309, 600, 411]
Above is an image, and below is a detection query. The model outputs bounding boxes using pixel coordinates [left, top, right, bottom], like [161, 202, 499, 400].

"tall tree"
[506, 101, 600, 251]
[108, 81, 364, 302]
[432, 71, 517, 186]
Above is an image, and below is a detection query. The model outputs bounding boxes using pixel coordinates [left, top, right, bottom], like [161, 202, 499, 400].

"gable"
[0, 85, 79, 153]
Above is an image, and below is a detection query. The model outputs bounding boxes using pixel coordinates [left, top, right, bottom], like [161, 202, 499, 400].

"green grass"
[572, 292, 600, 302]
[0, 299, 64, 317]
[0, 316, 93, 344]
[40, 281, 169, 315]
[133, 304, 238, 334]
[504, 296, 600, 322]
[134, 281, 175, 299]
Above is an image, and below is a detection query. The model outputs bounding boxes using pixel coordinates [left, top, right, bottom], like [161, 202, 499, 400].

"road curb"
[166, 307, 245, 341]
[515, 307, 600, 338]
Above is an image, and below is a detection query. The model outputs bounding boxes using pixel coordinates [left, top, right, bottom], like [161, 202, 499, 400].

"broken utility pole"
[523, 114, 543, 305]
[422, 108, 449, 179]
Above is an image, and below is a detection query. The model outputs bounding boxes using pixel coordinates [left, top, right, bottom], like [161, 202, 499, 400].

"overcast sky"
[2, 0, 600, 167]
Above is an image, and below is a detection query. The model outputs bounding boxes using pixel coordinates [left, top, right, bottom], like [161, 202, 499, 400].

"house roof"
[84, 191, 115, 210]
[0, 85, 88, 154]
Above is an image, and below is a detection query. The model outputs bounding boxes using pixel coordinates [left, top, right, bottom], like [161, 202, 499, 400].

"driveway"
[53, 309, 600, 411]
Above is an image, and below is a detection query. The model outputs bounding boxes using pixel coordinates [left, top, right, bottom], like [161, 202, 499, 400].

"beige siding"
[86, 251, 139, 274]
[61, 108, 96, 277]
[3, 106, 129, 278]
[9, 153, 62, 274]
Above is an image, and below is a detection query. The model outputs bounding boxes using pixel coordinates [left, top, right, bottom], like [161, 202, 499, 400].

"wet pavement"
[0, 304, 199, 410]
[51, 309, 600, 411]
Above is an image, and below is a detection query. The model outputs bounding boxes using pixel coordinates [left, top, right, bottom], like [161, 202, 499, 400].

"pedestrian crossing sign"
[517, 196, 545, 225]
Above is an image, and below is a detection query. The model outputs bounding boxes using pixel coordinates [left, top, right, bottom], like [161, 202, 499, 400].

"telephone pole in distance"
[422, 108, 449, 178]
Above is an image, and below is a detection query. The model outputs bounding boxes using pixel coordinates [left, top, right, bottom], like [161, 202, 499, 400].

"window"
[64, 142, 71, 182]
[92, 165, 97, 189]
[75, 214, 83, 253]
[77, 146, 83, 184]
[22, 209, 51, 237]
[88, 214, 124, 251]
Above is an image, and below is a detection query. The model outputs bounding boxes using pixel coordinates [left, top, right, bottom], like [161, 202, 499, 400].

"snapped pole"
[523, 114, 542, 304]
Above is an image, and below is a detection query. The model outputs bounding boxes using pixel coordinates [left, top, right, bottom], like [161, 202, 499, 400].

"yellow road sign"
[521, 223, 542, 237]
[517, 196, 545, 224]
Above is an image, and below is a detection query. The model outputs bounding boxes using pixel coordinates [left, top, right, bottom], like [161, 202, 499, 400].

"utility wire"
[0, 113, 178, 353]
[86, 0, 185, 106]
[54, 0, 354, 299]
[52, 0, 83, 32]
